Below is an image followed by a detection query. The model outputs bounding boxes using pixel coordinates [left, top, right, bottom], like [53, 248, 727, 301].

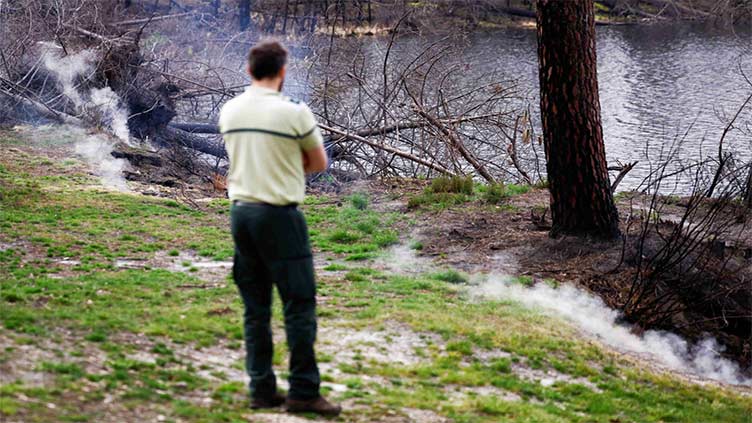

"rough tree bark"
[745, 165, 752, 209]
[535, 0, 621, 239]
[239, 0, 252, 31]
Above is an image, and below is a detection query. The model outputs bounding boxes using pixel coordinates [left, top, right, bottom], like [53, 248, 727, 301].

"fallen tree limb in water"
[609, 161, 639, 194]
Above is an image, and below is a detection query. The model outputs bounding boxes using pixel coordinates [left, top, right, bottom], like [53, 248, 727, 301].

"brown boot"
[251, 392, 286, 409]
[285, 396, 342, 416]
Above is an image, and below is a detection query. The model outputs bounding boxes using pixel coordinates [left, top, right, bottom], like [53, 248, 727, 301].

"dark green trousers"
[230, 202, 320, 401]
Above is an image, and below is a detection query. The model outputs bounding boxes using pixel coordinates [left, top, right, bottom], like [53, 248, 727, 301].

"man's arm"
[303, 144, 328, 174]
[296, 103, 327, 174]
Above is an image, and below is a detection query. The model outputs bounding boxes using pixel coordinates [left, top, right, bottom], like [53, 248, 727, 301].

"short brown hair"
[248, 40, 288, 80]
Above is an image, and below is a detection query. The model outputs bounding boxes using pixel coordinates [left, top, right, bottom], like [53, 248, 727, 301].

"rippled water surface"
[465, 23, 752, 190]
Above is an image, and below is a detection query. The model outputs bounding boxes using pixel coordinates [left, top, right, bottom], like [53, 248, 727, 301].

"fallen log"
[167, 121, 454, 176]
[159, 126, 227, 158]
[111, 147, 163, 167]
[169, 123, 219, 134]
[165, 123, 346, 161]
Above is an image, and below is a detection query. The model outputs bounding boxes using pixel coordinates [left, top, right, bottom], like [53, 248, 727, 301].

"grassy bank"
[1, 132, 750, 422]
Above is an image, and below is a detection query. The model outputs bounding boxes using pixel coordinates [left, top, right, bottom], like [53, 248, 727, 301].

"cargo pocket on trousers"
[272, 255, 316, 301]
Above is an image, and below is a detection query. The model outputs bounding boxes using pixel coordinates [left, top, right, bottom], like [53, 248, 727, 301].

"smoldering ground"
[472, 275, 752, 386]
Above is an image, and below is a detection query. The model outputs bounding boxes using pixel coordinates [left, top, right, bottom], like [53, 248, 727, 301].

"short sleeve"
[297, 104, 324, 151]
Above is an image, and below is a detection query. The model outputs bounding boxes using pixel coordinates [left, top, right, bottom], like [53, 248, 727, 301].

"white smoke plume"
[379, 242, 432, 274]
[90, 87, 130, 143]
[40, 44, 97, 108]
[74, 134, 129, 192]
[473, 276, 752, 386]
[39, 43, 132, 144]
[37, 43, 133, 190]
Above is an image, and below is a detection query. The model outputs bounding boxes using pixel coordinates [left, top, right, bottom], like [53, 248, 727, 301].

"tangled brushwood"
[0, 0, 547, 191]
[600, 126, 752, 369]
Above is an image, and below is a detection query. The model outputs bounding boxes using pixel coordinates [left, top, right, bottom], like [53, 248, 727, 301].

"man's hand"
[303, 144, 328, 174]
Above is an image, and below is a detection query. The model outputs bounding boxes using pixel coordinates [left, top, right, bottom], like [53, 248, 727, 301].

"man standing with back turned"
[219, 40, 341, 417]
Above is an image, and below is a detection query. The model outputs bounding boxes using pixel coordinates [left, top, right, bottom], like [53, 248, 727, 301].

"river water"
[467, 22, 752, 191]
[287, 22, 751, 192]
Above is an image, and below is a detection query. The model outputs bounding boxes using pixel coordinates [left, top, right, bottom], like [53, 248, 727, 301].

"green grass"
[304, 197, 400, 256]
[407, 191, 470, 209]
[479, 182, 530, 205]
[430, 269, 468, 284]
[409, 177, 531, 210]
[1, 138, 750, 423]
[430, 176, 474, 195]
[346, 192, 369, 210]
[407, 176, 476, 210]
[0, 168, 232, 267]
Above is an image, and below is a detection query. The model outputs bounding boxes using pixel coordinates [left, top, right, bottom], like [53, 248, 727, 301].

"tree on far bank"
[535, 0, 621, 240]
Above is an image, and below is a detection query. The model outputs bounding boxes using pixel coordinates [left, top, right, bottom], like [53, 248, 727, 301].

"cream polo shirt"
[218, 85, 324, 205]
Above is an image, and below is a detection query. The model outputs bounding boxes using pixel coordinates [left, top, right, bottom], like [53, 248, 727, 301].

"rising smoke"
[90, 87, 130, 143]
[74, 133, 129, 192]
[39, 43, 132, 190]
[40, 44, 97, 108]
[473, 276, 752, 386]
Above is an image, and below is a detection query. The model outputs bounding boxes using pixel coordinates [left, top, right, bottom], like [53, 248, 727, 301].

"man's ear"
[279, 65, 287, 80]
[247, 65, 253, 78]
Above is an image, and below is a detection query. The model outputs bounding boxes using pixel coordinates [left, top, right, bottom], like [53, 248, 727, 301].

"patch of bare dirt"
[413, 190, 552, 273]
[511, 362, 602, 391]
[445, 384, 522, 403]
[0, 329, 172, 423]
[317, 323, 444, 367]
[0, 329, 109, 387]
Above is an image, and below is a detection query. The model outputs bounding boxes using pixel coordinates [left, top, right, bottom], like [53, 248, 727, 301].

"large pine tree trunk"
[536, 0, 620, 239]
